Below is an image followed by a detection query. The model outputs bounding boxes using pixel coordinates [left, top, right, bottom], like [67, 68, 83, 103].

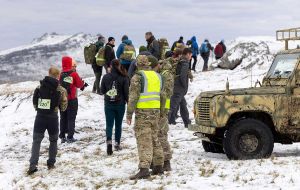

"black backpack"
[33, 82, 60, 114]
[105, 75, 121, 103]
[60, 71, 73, 94]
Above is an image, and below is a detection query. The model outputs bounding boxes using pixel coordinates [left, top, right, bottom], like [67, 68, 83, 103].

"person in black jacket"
[92, 35, 105, 94]
[100, 59, 129, 155]
[104, 37, 116, 73]
[145, 32, 160, 59]
[27, 67, 68, 175]
[168, 48, 192, 128]
[171, 36, 184, 52]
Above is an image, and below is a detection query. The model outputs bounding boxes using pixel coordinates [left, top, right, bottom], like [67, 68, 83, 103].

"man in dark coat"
[92, 35, 105, 94]
[168, 48, 192, 128]
[145, 32, 160, 59]
[104, 37, 116, 72]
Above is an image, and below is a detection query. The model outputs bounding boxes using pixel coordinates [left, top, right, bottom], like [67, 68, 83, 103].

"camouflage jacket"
[127, 72, 142, 119]
[160, 62, 174, 114]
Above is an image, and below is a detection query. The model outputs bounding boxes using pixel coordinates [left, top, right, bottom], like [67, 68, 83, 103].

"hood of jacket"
[40, 76, 59, 90]
[191, 36, 196, 42]
[62, 56, 73, 72]
[122, 39, 132, 46]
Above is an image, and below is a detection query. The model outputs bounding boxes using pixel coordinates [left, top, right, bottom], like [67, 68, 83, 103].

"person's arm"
[58, 86, 68, 112]
[72, 72, 85, 88]
[180, 61, 189, 89]
[153, 40, 160, 59]
[126, 74, 141, 120]
[104, 46, 112, 67]
[208, 43, 214, 51]
[32, 87, 40, 109]
[223, 44, 227, 53]
[116, 44, 124, 59]
[123, 77, 129, 103]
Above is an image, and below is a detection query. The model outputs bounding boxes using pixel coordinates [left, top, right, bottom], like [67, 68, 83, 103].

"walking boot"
[129, 168, 150, 180]
[163, 160, 172, 171]
[151, 165, 164, 175]
[114, 142, 122, 151]
[27, 167, 38, 175]
[107, 141, 113, 155]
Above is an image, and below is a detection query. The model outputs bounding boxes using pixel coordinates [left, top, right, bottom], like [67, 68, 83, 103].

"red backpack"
[214, 44, 224, 57]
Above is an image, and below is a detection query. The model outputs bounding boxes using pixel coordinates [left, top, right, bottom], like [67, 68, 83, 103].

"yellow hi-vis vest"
[136, 70, 162, 109]
[161, 70, 171, 109]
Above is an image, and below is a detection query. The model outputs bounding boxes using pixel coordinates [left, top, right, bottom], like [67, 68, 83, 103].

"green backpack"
[95, 47, 106, 66]
[84, 44, 97, 64]
[120, 45, 136, 61]
[158, 38, 171, 60]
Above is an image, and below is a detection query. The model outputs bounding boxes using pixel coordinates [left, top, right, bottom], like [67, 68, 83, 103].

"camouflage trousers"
[134, 109, 164, 169]
[158, 110, 172, 161]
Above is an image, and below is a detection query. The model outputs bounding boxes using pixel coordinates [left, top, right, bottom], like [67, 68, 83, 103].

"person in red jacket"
[59, 56, 87, 143]
[214, 40, 226, 60]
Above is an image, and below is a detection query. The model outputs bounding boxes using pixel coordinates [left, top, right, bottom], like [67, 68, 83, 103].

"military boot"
[129, 168, 150, 180]
[151, 165, 164, 175]
[163, 160, 172, 171]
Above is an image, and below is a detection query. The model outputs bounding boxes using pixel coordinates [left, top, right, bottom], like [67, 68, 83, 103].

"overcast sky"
[1, 0, 300, 50]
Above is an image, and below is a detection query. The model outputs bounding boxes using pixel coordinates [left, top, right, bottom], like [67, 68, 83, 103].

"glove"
[80, 82, 89, 91]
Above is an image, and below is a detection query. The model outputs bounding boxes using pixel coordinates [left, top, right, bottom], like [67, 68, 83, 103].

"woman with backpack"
[100, 59, 129, 155]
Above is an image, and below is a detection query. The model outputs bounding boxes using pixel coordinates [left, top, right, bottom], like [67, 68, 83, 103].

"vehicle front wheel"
[223, 118, 274, 160]
[202, 140, 224, 153]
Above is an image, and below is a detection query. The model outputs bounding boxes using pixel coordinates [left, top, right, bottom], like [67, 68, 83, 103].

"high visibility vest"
[161, 70, 171, 109]
[136, 70, 162, 109]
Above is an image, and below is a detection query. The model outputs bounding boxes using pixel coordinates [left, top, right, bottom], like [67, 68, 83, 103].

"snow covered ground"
[1, 38, 300, 190]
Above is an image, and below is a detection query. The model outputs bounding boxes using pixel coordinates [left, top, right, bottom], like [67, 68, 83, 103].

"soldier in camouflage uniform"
[127, 55, 164, 180]
[158, 58, 175, 171]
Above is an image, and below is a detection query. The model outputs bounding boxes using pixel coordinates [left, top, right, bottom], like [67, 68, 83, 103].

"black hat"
[179, 36, 183, 40]
[108, 37, 115, 42]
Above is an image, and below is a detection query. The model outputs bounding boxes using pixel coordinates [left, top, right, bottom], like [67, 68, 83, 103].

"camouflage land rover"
[189, 28, 300, 160]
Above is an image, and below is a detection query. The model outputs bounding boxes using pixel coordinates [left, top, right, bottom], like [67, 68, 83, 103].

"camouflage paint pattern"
[190, 49, 300, 142]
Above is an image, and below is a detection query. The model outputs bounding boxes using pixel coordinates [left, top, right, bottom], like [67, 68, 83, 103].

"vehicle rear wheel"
[202, 140, 224, 153]
[223, 118, 274, 160]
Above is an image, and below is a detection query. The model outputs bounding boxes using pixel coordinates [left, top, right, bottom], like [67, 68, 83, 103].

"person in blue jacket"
[190, 36, 199, 71]
[116, 35, 136, 72]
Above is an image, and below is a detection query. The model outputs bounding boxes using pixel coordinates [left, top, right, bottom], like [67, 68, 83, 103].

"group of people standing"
[27, 32, 226, 180]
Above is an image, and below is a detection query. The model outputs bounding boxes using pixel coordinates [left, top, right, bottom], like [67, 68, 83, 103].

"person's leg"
[59, 111, 68, 139]
[189, 59, 192, 70]
[168, 93, 182, 124]
[93, 70, 102, 93]
[114, 104, 126, 145]
[67, 99, 78, 140]
[204, 56, 209, 71]
[47, 117, 59, 167]
[158, 111, 172, 161]
[134, 111, 153, 169]
[151, 111, 164, 174]
[104, 104, 116, 143]
[179, 95, 190, 126]
[192, 56, 197, 71]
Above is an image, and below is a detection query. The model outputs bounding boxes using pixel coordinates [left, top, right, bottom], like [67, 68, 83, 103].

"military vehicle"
[189, 27, 300, 160]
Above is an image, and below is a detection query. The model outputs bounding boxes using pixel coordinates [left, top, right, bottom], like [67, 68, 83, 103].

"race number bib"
[63, 76, 73, 84]
[38, 98, 51, 110]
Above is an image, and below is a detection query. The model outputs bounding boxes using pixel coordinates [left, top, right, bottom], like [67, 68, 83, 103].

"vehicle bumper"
[188, 124, 216, 135]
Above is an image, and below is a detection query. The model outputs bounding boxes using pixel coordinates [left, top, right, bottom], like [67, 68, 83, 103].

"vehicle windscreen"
[266, 53, 300, 78]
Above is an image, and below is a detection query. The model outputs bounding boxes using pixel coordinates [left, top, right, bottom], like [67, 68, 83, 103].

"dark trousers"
[59, 99, 78, 139]
[201, 55, 209, 71]
[29, 114, 59, 169]
[189, 55, 197, 71]
[104, 104, 126, 144]
[93, 70, 102, 93]
[168, 93, 190, 125]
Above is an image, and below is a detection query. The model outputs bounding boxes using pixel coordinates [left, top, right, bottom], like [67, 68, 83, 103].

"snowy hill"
[1, 37, 300, 189]
[0, 33, 97, 84]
